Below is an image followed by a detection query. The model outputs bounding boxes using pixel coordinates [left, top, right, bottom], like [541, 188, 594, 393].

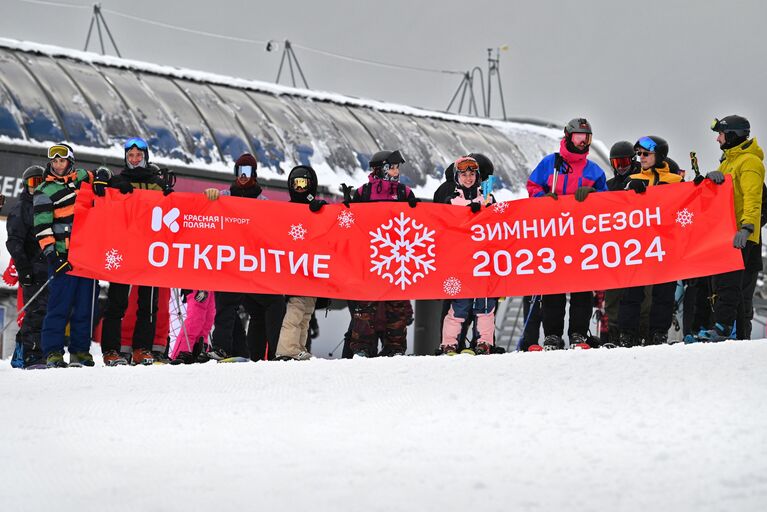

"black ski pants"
[542, 292, 592, 337]
[712, 242, 757, 332]
[102, 282, 159, 352]
[212, 292, 285, 360]
[618, 281, 676, 336]
[16, 270, 49, 354]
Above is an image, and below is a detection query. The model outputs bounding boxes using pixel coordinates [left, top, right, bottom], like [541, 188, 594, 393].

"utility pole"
[83, 4, 122, 57]
[268, 40, 310, 89]
[486, 46, 508, 120]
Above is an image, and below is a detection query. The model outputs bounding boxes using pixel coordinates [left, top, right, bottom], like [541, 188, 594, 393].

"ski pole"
[1, 275, 54, 334]
[690, 151, 701, 180]
[515, 295, 539, 351]
[327, 338, 345, 357]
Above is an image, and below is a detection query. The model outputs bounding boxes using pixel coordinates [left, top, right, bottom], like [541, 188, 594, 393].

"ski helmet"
[124, 137, 149, 169]
[22, 164, 45, 189]
[609, 141, 636, 173]
[711, 115, 750, 149]
[467, 152, 495, 181]
[369, 150, 405, 179]
[634, 136, 669, 166]
[453, 156, 480, 186]
[47, 143, 74, 175]
[234, 153, 258, 181]
[288, 165, 318, 202]
[564, 118, 593, 154]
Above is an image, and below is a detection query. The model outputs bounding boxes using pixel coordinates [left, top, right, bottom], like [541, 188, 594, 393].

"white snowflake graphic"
[443, 277, 462, 296]
[337, 209, 355, 229]
[493, 202, 509, 214]
[288, 224, 307, 241]
[104, 249, 123, 270]
[369, 212, 437, 290]
[676, 208, 694, 228]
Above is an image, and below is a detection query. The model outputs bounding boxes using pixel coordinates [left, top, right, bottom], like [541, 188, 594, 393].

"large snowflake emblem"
[289, 224, 307, 241]
[493, 202, 509, 214]
[337, 209, 355, 229]
[676, 208, 694, 228]
[443, 277, 462, 296]
[369, 212, 437, 290]
[104, 248, 123, 270]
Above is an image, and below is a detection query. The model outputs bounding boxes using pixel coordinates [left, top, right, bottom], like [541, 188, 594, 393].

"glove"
[19, 271, 34, 287]
[693, 174, 705, 185]
[193, 290, 209, 303]
[407, 195, 419, 208]
[627, 180, 647, 194]
[49, 253, 72, 276]
[543, 192, 558, 200]
[733, 224, 754, 249]
[469, 202, 481, 213]
[163, 185, 174, 196]
[92, 168, 112, 197]
[706, 171, 725, 184]
[116, 181, 134, 194]
[340, 184, 353, 208]
[309, 198, 327, 212]
[575, 186, 596, 202]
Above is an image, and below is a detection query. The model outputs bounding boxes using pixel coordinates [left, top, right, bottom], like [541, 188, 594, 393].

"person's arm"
[739, 159, 764, 231]
[33, 190, 55, 258]
[5, 204, 32, 275]
[526, 158, 550, 198]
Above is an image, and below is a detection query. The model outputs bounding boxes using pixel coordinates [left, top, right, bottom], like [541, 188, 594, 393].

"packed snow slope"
[1, 341, 766, 512]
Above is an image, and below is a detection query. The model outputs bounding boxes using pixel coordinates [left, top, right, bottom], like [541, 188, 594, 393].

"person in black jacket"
[6, 165, 48, 368]
[205, 153, 286, 361]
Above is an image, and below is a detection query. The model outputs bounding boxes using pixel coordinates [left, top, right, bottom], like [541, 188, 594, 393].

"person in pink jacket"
[171, 290, 215, 363]
[439, 156, 497, 355]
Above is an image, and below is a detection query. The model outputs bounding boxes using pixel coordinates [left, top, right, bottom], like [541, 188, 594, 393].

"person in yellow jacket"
[618, 136, 682, 347]
[697, 115, 765, 341]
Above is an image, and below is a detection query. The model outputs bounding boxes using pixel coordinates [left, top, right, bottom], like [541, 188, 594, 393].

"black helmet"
[609, 141, 634, 160]
[634, 136, 669, 166]
[369, 149, 405, 179]
[22, 165, 45, 181]
[287, 165, 318, 202]
[712, 115, 750, 149]
[467, 152, 494, 181]
[564, 118, 592, 154]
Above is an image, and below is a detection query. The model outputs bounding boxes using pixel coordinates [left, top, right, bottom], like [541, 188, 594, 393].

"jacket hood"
[288, 165, 318, 203]
[724, 138, 764, 162]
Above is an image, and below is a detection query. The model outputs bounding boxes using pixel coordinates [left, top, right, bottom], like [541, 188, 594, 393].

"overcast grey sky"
[3, 0, 766, 173]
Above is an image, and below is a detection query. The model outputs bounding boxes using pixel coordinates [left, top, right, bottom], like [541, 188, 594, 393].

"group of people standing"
[3, 113, 764, 368]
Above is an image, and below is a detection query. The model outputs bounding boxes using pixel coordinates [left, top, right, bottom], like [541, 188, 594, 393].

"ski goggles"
[25, 176, 43, 188]
[381, 163, 399, 172]
[710, 118, 722, 131]
[455, 157, 479, 173]
[237, 165, 255, 178]
[292, 176, 310, 190]
[48, 144, 73, 160]
[610, 157, 633, 170]
[570, 133, 592, 145]
[636, 136, 657, 152]
[124, 137, 148, 151]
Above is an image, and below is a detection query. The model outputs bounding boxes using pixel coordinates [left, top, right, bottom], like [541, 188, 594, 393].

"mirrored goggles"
[48, 145, 73, 160]
[292, 177, 310, 190]
[237, 165, 255, 178]
[455, 157, 479, 173]
[381, 163, 399, 172]
[571, 133, 592, 145]
[610, 157, 633, 170]
[25, 176, 43, 188]
[124, 137, 148, 151]
[636, 136, 657, 152]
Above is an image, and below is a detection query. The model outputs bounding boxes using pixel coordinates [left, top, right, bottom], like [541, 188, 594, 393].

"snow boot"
[543, 335, 565, 351]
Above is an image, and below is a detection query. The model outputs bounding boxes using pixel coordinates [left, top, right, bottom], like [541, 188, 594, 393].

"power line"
[18, 0, 88, 9]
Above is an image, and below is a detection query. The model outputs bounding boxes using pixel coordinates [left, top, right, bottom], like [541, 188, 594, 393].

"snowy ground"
[1, 341, 766, 512]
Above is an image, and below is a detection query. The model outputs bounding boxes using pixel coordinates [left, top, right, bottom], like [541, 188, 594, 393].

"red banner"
[69, 179, 743, 300]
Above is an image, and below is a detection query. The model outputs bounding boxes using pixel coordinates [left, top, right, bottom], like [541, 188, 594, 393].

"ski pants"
[618, 281, 676, 336]
[101, 282, 159, 352]
[682, 278, 713, 336]
[16, 270, 49, 354]
[275, 296, 317, 358]
[212, 292, 285, 360]
[520, 295, 543, 349]
[41, 268, 97, 356]
[349, 300, 411, 355]
[171, 291, 216, 359]
[120, 287, 170, 355]
[542, 292, 592, 337]
[712, 242, 757, 331]
[441, 298, 497, 347]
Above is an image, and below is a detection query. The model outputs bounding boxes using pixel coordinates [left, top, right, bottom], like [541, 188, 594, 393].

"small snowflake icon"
[443, 277, 462, 296]
[492, 202, 509, 214]
[104, 249, 123, 270]
[289, 224, 307, 241]
[676, 208, 694, 228]
[337, 209, 355, 229]
[369, 212, 437, 290]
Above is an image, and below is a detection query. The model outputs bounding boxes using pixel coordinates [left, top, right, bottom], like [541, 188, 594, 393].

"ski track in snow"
[1, 341, 767, 512]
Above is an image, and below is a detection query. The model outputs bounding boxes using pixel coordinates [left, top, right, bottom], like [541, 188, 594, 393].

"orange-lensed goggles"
[610, 157, 633, 170]
[25, 176, 43, 188]
[455, 156, 479, 173]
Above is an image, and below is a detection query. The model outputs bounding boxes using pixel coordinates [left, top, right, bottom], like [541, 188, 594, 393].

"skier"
[275, 165, 327, 361]
[205, 153, 285, 361]
[33, 143, 112, 368]
[618, 136, 682, 346]
[5, 165, 48, 368]
[348, 150, 416, 357]
[433, 152, 494, 204]
[526, 118, 607, 349]
[100, 137, 171, 366]
[439, 156, 497, 355]
[697, 115, 764, 341]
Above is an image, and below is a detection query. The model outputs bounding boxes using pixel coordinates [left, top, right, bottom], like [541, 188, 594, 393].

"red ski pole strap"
[70, 179, 742, 301]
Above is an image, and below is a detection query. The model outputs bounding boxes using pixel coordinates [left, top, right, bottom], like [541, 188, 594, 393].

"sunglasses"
[25, 176, 43, 188]
[611, 157, 633, 169]
[636, 136, 657, 152]
[571, 133, 592, 145]
[292, 177, 310, 190]
[636, 150, 654, 157]
[48, 145, 73, 160]
[124, 137, 148, 151]
[237, 165, 255, 178]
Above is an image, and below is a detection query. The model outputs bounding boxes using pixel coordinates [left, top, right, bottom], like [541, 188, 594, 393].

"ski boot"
[170, 351, 196, 365]
[683, 333, 697, 344]
[543, 335, 565, 351]
[69, 352, 95, 367]
[697, 323, 734, 343]
[474, 342, 493, 355]
[440, 344, 459, 356]
[103, 350, 129, 366]
[46, 352, 68, 368]
[646, 332, 668, 346]
[569, 332, 592, 350]
[131, 348, 155, 366]
[205, 346, 229, 361]
[618, 332, 642, 348]
[151, 351, 170, 365]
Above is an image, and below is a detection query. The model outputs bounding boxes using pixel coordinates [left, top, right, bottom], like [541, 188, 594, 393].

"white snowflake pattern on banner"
[493, 202, 509, 214]
[337, 209, 355, 229]
[443, 277, 462, 296]
[289, 224, 307, 241]
[369, 212, 437, 290]
[104, 249, 123, 270]
[675, 208, 694, 228]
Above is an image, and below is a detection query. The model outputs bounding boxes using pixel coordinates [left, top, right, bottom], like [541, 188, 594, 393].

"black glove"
[116, 181, 134, 194]
[92, 168, 111, 197]
[18, 270, 34, 287]
[163, 186, 174, 196]
[407, 195, 419, 208]
[575, 186, 596, 202]
[733, 225, 754, 249]
[627, 180, 647, 194]
[469, 202, 481, 213]
[340, 184, 353, 208]
[49, 253, 72, 276]
[543, 192, 558, 200]
[706, 171, 725, 185]
[194, 290, 209, 303]
[693, 174, 705, 185]
[309, 198, 327, 212]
